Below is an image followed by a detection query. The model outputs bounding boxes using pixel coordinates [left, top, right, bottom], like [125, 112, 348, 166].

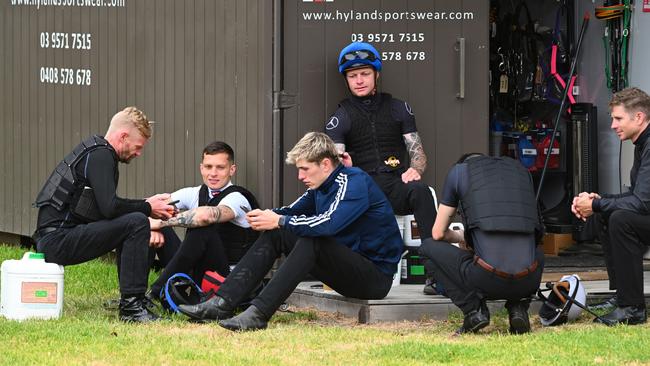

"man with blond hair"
[150, 132, 403, 331]
[34, 106, 175, 323]
[573, 87, 650, 325]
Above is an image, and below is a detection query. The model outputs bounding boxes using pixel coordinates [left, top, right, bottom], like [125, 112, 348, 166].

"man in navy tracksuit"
[152, 132, 403, 330]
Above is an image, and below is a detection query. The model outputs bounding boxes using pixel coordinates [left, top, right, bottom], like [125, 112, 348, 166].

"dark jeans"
[217, 229, 393, 319]
[36, 212, 151, 296]
[150, 226, 230, 296]
[595, 210, 650, 306]
[419, 238, 544, 314]
[373, 172, 436, 240]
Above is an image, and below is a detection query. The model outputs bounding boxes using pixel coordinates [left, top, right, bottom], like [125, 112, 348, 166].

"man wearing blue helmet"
[326, 42, 437, 293]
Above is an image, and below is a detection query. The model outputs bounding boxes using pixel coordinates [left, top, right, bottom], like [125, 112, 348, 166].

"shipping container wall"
[281, 0, 489, 204]
[0, 0, 274, 236]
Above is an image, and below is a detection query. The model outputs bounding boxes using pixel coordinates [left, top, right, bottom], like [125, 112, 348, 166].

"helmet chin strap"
[540, 280, 608, 323]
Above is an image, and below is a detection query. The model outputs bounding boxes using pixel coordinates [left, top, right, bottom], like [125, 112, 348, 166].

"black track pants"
[597, 210, 650, 306]
[217, 229, 393, 319]
[418, 238, 544, 314]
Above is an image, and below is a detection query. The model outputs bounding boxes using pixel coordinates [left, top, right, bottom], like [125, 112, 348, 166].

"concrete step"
[287, 275, 650, 324]
[541, 269, 608, 282]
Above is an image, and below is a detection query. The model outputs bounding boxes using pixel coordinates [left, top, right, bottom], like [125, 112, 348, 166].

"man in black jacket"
[33, 107, 175, 323]
[573, 87, 650, 326]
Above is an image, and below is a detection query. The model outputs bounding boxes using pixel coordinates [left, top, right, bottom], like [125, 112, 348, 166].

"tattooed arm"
[149, 205, 235, 229]
[403, 132, 427, 174]
[401, 132, 427, 183]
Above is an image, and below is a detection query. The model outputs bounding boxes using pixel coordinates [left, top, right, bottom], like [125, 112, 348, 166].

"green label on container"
[410, 265, 425, 275]
[28, 253, 45, 260]
[34, 290, 48, 298]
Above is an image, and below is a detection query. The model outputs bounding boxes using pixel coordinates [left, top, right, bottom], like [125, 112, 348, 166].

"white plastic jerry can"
[1, 252, 64, 321]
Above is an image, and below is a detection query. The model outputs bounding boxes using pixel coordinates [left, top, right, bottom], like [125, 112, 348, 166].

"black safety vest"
[341, 93, 407, 173]
[196, 184, 260, 264]
[34, 135, 115, 213]
[460, 156, 541, 241]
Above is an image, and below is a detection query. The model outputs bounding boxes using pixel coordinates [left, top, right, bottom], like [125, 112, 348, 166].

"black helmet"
[161, 273, 209, 313]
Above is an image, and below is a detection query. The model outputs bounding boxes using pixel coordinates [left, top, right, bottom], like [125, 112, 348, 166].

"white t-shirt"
[170, 181, 251, 228]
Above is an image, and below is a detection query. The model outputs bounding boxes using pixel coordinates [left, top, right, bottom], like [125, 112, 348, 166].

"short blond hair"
[609, 87, 650, 122]
[107, 106, 152, 139]
[286, 132, 340, 165]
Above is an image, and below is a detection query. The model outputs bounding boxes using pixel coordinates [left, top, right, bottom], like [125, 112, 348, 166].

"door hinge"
[273, 90, 297, 110]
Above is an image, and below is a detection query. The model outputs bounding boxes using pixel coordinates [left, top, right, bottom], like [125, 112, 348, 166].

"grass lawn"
[1, 243, 649, 365]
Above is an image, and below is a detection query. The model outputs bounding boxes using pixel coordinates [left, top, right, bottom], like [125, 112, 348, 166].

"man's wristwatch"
[277, 215, 286, 228]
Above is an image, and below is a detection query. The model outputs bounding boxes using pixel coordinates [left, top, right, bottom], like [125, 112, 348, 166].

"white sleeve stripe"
[276, 190, 310, 211]
[289, 175, 346, 225]
[289, 172, 348, 227]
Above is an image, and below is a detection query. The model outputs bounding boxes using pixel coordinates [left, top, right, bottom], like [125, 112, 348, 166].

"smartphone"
[240, 205, 251, 213]
[168, 200, 180, 207]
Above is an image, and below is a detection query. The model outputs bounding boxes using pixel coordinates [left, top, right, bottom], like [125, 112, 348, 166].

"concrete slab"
[286, 273, 650, 324]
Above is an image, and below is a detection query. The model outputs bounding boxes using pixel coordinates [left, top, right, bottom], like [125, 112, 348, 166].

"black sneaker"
[455, 302, 490, 335]
[506, 299, 531, 334]
[589, 295, 618, 312]
[119, 295, 161, 323]
[594, 305, 647, 326]
[423, 277, 438, 295]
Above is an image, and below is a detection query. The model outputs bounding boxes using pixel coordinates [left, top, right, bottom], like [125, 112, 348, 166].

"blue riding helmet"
[338, 42, 382, 74]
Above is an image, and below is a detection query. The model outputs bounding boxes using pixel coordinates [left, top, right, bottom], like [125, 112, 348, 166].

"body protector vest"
[341, 93, 407, 174]
[33, 135, 115, 222]
[197, 184, 260, 264]
[459, 156, 543, 246]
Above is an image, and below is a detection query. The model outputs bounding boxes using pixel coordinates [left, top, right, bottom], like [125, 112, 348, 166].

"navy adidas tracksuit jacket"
[274, 164, 403, 275]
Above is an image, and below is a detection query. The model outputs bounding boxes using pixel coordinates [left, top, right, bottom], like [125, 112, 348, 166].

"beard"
[118, 151, 134, 164]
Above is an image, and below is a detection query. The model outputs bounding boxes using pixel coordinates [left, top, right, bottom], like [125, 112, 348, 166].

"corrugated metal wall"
[0, 0, 273, 237]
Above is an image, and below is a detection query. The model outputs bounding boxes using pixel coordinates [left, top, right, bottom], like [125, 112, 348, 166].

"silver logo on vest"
[405, 102, 413, 116]
[326, 116, 339, 130]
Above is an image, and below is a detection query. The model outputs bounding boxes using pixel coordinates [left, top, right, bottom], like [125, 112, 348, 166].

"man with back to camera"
[33, 106, 176, 323]
[150, 132, 403, 331]
[148, 141, 259, 299]
[573, 87, 650, 325]
[326, 41, 438, 293]
[418, 153, 545, 335]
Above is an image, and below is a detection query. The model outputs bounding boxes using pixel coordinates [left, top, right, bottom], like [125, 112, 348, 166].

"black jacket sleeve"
[593, 146, 650, 214]
[83, 148, 151, 218]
